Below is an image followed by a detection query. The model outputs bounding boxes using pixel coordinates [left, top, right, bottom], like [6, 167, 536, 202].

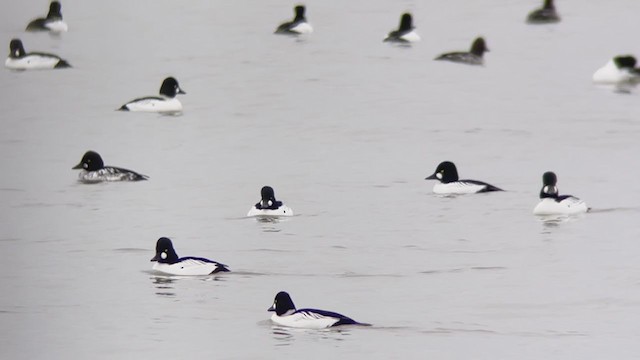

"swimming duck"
[275, 5, 313, 35]
[435, 37, 488, 66]
[151, 237, 230, 276]
[5, 39, 70, 70]
[425, 161, 503, 194]
[384, 13, 420, 43]
[72, 151, 148, 183]
[268, 291, 370, 329]
[533, 171, 589, 215]
[247, 186, 294, 217]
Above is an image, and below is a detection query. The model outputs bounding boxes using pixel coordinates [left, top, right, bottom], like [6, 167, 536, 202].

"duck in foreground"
[526, 0, 560, 24]
[275, 5, 313, 35]
[268, 291, 370, 329]
[5, 39, 70, 70]
[384, 13, 420, 43]
[435, 37, 488, 66]
[592, 55, 640, 85]
[247, 186, 293, 217]
[425, 161, 503, 194]
[533, 171, 589, 215]
[26, 1, 68, 33]
[118, 77, 186, 113]
[151, 237, 230, 276]
[72, 151, 148, 183]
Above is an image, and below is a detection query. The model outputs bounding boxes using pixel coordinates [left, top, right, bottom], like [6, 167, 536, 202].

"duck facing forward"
[151, 237, 230, 276]
[425, 161, 503, 194]
[384, 13, 420, 43]
[592, 55, 640, 85]
[275, 5, 313, 35]
[72, 151, 148, 183]
[5, 39, 70, 70]
[247, 186, 293, 217]
[26, 1, 68, 33]
[118, 77, 186, 113]
[526, 0, 560, 24]
[533, 171, 589, 215]
[435, 37, 488, 66]
[268, 291, 370, 329]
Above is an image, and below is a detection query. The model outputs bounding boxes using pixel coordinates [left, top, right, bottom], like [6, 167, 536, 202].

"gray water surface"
[1, 0, 639, 359]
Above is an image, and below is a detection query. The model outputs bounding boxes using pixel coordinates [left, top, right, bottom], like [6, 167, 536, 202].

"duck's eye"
[161, 252, 167, 260]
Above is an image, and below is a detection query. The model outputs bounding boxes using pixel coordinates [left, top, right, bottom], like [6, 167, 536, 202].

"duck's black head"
[294, 5, 306, 21]
[151, 237, 180, 264]
[159, 77, 186, 98]
[47, 1, 63, 19]
[425, 161, 459, 183]
[613, 55, 637, 70]
[261, 186, 276, 201]
[260, 186, 277, 207]
[268, 291, 296, 315]
[470, 37, 489, 56]
[399, 13, 413, 32]
[72, 151, 105, 171]
[543, 0, 555, 10]
[540, 171, 559, 198]
[9, 39, 26, 58]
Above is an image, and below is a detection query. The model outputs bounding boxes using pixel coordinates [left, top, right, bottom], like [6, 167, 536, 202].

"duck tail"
[55, 59, 71, 68]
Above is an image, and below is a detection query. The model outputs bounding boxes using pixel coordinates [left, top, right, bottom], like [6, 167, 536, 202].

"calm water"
[1, 0, 639, 359]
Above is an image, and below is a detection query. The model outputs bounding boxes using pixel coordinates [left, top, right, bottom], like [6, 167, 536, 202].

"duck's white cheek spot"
[436, 173, 443, 180]
[161, 252, 167, 260]
[83, 163, 88, 169]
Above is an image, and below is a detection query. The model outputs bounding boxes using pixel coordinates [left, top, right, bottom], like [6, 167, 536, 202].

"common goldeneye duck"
[592, 55, 640, 85]
[425, 161, 503, 194]
[247, 186, 294, 217]
[72, 150, 148, 183]
[526, 0, 560, 24]
[275, 5, 313, 35]
[435, 37, 488, 66]
[533, 171, 589, 215]
[268, 291, 370, 329]
[25, 1, 68, 33]
[151, 237, 230, 276]
[5, 39, 71, 70]
[118, 77, 186, 113]
[384, 13, 420, 43]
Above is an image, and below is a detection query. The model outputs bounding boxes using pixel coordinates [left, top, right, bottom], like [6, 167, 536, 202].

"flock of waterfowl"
[5, 0, 632, 329]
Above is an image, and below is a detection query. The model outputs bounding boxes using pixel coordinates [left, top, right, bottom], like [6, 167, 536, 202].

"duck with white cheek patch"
[247, 186, 293, 217]
[268, 291, 370, 329]
[150, 237, 229, 276]
[533, 171, 589, 216]
[72, 151, 148, 183]
[425, 161, 503, 195]
[118, 77, 186, 113]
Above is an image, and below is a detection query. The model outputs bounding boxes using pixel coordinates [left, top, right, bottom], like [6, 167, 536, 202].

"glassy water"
[1, 0, 639, 359]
